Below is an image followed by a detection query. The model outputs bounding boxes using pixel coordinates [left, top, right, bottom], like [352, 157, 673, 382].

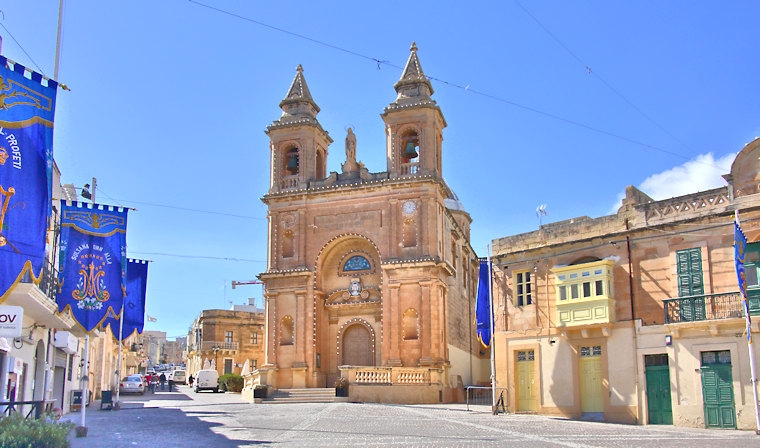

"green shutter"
[677, 248, 705, 321]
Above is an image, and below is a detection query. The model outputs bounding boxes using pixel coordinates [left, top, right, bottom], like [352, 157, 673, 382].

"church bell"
[404, 141, 418, 159]
[286, 154, 299, 173]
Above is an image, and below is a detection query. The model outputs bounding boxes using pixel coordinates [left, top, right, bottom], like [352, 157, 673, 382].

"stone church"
[257, 44, 486, 403]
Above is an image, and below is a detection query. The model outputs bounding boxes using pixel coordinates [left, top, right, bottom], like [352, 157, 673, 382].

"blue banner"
[735, 220, 748, 298]
[102, 258, 148, 339]
[56, 202, 128, 332]
[0, 56, 58, 301]
[734, 219, 752, 344]
[476, 259, 492, 348]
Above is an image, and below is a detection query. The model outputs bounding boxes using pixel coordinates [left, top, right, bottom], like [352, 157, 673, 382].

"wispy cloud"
[610, 153, 736, 213]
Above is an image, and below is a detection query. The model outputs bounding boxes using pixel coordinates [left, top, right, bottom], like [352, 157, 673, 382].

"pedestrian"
[188, 374, 194, 388]
[159, 372, 166, 391]
[145, 373, 153, 393]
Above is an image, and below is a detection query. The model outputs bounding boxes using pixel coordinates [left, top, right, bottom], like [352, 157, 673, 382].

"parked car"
[172, 369, 186, 385]
[194, 369, 219, 393]
[119, 374, 145, 395]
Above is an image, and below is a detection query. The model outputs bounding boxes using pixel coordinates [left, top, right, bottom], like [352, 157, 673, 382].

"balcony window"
[552, 259, 615, 326]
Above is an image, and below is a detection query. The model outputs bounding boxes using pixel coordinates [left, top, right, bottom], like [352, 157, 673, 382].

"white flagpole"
[76, 334, 89, 437]
[488, 245, 497, 413]
[114, 303, 125, 409]
[736, 211, 760, 434]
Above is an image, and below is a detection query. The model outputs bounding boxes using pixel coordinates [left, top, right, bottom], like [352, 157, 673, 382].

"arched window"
[280, 315, 294, 346]
[284, 147, 299, 175]
[343, 255, 370, 272]
[401, 131, 419, 162]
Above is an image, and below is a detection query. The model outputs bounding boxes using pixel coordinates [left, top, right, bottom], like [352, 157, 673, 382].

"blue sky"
[3, 1, 759, 340]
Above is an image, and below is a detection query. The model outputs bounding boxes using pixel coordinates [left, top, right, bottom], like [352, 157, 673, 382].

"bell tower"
[382, 42, 446, 179]
[266, 65, 333, 193]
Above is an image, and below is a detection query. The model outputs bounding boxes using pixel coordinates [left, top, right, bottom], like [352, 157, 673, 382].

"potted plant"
[334, 377, 349, 397]
[253, 384, 268, 399]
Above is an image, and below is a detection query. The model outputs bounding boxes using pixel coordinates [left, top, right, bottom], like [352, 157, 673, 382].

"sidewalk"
[62, 387, 191, 447]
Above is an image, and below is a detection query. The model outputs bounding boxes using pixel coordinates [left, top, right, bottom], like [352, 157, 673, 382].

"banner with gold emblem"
[57, 202, 128, 332]
[0, 56, 58, 301]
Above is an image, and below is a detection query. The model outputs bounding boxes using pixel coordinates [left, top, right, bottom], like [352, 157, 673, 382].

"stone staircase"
[262, 388, 335, 404]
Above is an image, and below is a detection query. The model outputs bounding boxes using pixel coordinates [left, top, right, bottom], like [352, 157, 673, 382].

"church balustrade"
[342, 366, 438, 385]
[400, 162, 419, 176]
[280, 174, 299, 190]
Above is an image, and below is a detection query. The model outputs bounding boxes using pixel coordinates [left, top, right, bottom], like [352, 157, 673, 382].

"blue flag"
[56, 202, 128, 332]
[102, 258, 148, 339]
[476, 259, 492, 348]
[735, 220, 748, 298]
[734, 218, 751, 344]
[0, 56, 57, 301]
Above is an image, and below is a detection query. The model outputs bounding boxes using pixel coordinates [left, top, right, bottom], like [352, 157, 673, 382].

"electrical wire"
[512, 0, 697, 160]
[186, 0, 728, 171]
[0, 21, 46, 76]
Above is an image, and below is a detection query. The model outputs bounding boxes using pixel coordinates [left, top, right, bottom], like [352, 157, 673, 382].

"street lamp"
[213, 346, 220, 372]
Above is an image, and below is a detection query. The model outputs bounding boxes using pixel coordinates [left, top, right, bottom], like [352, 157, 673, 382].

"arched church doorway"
[342, 324, 374, 366]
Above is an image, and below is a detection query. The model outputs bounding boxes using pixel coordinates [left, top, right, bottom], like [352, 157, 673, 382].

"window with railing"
[676, 248, 705, 321]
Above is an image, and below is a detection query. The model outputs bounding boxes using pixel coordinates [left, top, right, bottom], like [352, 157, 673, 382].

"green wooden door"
[644, 354, 672, 425]
[701, 350, 736, 429]
[677, 248, 705, 321]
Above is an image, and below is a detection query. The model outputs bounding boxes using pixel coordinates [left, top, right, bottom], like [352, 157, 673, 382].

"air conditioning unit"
[54, 331, 78, 354]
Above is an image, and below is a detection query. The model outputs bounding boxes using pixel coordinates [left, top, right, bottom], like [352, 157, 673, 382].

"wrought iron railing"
[465, 386, 509, 413]
[19, 258, 59, 302]
[201, 341, 239, 351]
[663, 291, 758, 323]
[0, 400, 57, 420]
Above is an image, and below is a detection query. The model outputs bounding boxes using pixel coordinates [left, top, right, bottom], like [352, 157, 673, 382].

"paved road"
[62, 385, 759, 447]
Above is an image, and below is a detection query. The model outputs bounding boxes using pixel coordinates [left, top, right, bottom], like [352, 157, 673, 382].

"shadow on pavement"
[62, 389, 249, 447]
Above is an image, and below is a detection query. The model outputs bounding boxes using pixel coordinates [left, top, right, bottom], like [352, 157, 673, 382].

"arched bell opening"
[399, 130, 420, 175]
[284, 147, 299, 175]
[401, 132, 419, 162]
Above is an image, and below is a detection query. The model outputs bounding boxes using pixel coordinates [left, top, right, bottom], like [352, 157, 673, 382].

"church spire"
[390, 42, 435, 106]
[276, 64, 320, 125]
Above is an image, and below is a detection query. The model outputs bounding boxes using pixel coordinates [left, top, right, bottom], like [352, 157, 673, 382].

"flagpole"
[736, 211, 760, 434]
[114, 303, 125, 410]
[488, 245, 497, 413]
[76, 334, 89, 437]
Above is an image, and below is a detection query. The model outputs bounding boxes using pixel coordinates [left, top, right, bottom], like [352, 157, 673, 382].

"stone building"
[187, 305, 265, 379]
[255, 43, 485, 403]
[490, 137, 760, 429]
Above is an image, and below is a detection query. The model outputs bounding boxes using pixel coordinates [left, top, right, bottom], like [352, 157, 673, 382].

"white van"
[194, 369, 219, 393]
[172, 369, 186, 385]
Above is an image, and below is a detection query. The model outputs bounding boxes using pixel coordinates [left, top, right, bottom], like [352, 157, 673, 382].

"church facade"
[255, 44, 486, 403]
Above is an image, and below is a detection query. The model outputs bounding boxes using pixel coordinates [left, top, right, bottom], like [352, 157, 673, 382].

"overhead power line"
[186, 0, 729, 171]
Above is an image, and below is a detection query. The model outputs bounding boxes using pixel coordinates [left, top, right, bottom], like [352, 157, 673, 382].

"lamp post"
[213, 346, 220, 372]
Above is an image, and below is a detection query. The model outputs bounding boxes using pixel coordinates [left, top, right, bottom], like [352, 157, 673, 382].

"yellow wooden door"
[579, 345, 603, 413]
[516, 350, 536, 412]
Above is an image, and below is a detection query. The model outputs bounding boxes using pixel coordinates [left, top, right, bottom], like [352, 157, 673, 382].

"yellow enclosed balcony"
[552, 260, 615, 327]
